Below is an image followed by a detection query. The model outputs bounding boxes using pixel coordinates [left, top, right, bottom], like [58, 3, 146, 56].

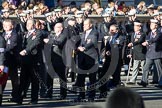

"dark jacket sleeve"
[0, 36, 6, 65]
[84, 30, 98, 50]
[25, 30, 41, 54]
[48, 33, 67, 49]
[5, 32, 18, 52]
[132, 33, 146, 46]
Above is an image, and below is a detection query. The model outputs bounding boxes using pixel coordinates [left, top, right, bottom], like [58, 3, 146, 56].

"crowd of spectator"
[0, 0, 162, 107]
[1, 0, 162, 18]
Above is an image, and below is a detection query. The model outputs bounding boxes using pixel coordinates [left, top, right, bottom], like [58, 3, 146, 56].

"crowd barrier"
[8, 14, 153, 22]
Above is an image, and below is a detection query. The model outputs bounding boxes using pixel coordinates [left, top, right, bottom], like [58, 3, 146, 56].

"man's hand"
[78, 46, 85, 52]
[43, 38, 49, 43]
[142, 41, 148, 46]
[134, 38, 138, 42]
[106, 51, 111, 56]
[20, 50, 27, 56]
[127, 54, 132, 58]
[128, 43, 133, 47]
[0, 65, 4, 73]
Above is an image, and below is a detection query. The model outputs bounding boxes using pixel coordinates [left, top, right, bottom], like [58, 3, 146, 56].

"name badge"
[136, 35, 141, 38]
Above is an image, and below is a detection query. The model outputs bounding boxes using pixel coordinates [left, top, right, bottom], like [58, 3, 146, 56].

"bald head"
[83, 19, 93, 31]
[54, 22, 63, 34]
[26, 19, 35, 31]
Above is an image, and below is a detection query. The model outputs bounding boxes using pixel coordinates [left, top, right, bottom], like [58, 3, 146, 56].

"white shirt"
[85, 29, 92, 40]
[5, 30, 12, 35]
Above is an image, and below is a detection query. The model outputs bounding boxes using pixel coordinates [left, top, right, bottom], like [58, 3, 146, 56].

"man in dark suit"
[97, 14, 116, 41]
[159, 16, 162, 33]
[44, 22, 67, 100]
[2, 19, 20, 102]
[64, 17, 80, 82]
[74, 18, 98, 101]
[0, 32, 7, 106]
[138, 19, 162, 87]
[127, 20, 146, 84]
[17, 19, 42, 104]
[99, 24, 125, 98]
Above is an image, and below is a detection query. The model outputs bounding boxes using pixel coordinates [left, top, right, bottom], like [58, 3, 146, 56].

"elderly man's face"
[83, 20, 92, 31]
[109, 26, 118, 35]
[134, 24, 141, 32]
[150, 22, 158, 30]
[3, 21, 13, 31]
[54, 23, 63, 34]
[26, 20, 34, 31]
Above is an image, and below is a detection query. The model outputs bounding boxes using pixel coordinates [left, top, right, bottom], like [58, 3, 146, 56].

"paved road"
[1, 74, 162, 108]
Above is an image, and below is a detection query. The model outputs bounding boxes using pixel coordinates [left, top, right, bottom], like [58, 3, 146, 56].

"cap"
[23, 10, 30, 14]
[134, 20, 142, 25]
[54, 9, 62, 12]
[19, 13, 27, 17]
[76, 11, 84, 15]
[45, 12, 52, 17]
[128, 9, 136, 16]
[153, 12, 159, 16]
[1, 9, 9, 13]
[147, 4, 154, 9]
[67, 16, 75, 21]
[28, 9, 34, 13]
[150, 19, 158, 24]
[102, 14, 110, 17]
[81, 8, 87, 11]
[75, 14, 83, 17]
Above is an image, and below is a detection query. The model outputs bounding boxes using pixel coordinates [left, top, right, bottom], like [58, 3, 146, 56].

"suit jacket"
[77, 29, 99, 72]
[130, 32, 146, 60]
[2, 30, 19, 66]
[23, 29, 41, 55]
[0, 35, 6, 65]
[48, 31, 67, 67]
[146, 30, 162, 59]
[22, 29, 41, 64]
[104, 33, 125, 63]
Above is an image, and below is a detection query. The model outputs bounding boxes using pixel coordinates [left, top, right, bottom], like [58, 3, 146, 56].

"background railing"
[9, 14, 153, 22]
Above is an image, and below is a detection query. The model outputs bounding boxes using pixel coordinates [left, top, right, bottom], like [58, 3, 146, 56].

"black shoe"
[137, 81, 148, 87]
[150, 81, 158, 84]
[74, 97, 85, 102]
[98, 92, 107, 99]
[8, 98, 22, 105]
[127, 82, 136, 85]
[56, 96, 66, 100]
[155, 85, 162, 89]
[28, 101, 38, 105]
[40, 94, 52, 99]
[88, 98, 95, 102]
[69, 85, 78, 93]
[98, 95, 107, 99]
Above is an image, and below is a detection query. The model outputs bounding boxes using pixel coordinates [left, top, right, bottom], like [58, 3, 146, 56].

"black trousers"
[51, 52, 67, 97]
[0, 79, 8, 105]
[38, 62, 47, 97]
[112, 61, 122, 86]
[8, 66, 19, 100]
[18, 56, 39, 102]
[98, 56, 111, 95]
[75, 72, 96, 99]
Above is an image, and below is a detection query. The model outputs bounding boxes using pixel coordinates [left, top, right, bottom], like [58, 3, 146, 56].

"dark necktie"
[5, 33, 11, 41]
[151, 32, 155, 38]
